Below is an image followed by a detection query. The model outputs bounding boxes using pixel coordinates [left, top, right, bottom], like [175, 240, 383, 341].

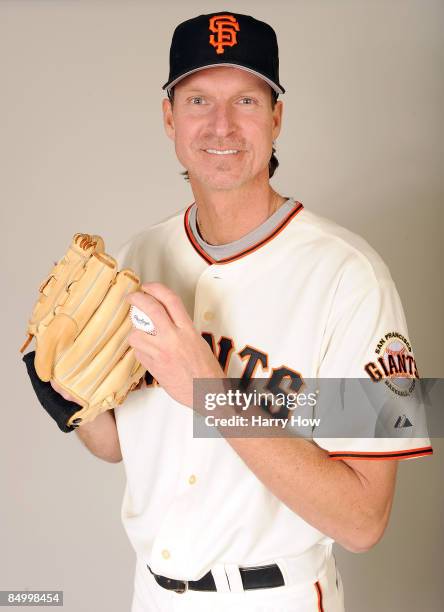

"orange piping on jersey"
[328, 446, 433, 461]
[315, 580, 324, 612]
[184, 205, 214, 264]
[183, 201, 304, 265]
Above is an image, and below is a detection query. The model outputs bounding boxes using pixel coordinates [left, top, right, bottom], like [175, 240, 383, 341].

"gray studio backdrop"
[1, 1, 443, 611]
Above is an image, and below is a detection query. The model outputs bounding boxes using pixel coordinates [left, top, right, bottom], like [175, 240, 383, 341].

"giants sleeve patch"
[364, 331, 418, 396]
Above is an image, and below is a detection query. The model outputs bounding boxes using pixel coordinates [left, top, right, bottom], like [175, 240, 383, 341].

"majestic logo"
[364, 331, 418, 396]
[394, 414, 413, 428]
[209, 14, 240, 55]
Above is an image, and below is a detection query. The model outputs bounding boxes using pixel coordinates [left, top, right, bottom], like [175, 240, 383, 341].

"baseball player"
[24, 11, 433, 612]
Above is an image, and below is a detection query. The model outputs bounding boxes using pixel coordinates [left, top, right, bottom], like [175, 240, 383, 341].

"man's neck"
[190, 178, 287, 246]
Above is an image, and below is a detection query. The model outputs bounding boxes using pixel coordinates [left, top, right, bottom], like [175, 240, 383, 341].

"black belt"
[147, 563, 285, 593]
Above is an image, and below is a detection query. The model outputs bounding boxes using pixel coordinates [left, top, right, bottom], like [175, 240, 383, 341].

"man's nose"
[208, 102, 237, 138]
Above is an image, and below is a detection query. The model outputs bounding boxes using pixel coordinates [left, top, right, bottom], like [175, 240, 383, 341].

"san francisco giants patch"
[364, 331, 418, 396]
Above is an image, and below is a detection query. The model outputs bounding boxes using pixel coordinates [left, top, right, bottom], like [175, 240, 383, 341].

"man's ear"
[162, 98, 175, 141]
[272, 99, 283, 141]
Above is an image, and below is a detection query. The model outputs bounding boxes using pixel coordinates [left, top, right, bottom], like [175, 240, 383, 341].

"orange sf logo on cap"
[209, 14, 240, 55]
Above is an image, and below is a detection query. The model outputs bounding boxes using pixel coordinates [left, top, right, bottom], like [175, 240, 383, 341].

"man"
[53, 11, 432, 611]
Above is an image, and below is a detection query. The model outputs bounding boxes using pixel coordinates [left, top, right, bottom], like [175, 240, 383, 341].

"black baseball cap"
[162, 11, 285, 95]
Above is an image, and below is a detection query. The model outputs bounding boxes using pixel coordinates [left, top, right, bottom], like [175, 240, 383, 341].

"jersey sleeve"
[312, 253, 433, 461]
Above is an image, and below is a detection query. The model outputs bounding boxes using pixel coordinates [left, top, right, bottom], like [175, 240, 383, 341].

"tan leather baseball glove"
[20, 233, 145, 431]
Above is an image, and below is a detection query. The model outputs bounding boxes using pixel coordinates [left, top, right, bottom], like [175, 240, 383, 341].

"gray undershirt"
[188, 197, 297, 261]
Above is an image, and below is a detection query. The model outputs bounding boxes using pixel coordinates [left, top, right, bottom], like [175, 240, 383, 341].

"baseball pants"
[131, 552, 345, 611]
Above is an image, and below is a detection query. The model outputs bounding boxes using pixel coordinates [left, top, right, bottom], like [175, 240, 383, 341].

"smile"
[204, 149, 241, 155]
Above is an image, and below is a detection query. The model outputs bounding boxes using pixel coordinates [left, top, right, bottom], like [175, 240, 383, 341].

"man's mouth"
[203, 148, 241, 155]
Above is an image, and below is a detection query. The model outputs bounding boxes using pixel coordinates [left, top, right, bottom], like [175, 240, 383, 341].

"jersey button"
[188, 474, 197, 485]
[203, 311, 214, 321]
[161, 549, 171, 560]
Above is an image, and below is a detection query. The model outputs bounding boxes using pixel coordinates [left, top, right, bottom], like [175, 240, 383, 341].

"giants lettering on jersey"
[142, 332, 303, 418]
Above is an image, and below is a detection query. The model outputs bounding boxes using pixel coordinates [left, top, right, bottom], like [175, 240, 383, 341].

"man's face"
[162, 67, 283, 191]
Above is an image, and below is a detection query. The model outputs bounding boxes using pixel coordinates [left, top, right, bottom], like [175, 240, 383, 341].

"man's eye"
[190, 97, 205, 104]
[239, 97, 255, 105]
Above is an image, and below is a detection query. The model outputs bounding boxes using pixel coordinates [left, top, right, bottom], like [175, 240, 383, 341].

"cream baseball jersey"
[114, 198, 432, 581]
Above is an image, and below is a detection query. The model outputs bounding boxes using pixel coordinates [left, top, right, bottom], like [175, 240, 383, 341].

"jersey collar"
[183, 200, 304, 265]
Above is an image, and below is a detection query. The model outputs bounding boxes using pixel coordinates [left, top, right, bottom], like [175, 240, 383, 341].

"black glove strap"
[22, 351, 80, 433]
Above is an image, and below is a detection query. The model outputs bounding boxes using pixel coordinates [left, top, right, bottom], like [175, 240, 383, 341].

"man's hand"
[126, 282, 226, 408]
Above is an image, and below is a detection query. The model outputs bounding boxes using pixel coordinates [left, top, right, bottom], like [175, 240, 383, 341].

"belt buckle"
[174, 580, 188, 594]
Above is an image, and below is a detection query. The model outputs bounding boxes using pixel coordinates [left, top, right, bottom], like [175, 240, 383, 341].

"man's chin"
[189, 170, 248, 191]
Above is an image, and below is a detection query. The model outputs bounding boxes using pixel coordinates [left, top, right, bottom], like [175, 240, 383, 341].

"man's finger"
[127, 329, 160, 359]
[141, 282, 193, 328]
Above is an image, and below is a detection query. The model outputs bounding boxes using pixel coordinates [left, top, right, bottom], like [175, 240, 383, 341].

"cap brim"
[162, 63, 285, 95]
